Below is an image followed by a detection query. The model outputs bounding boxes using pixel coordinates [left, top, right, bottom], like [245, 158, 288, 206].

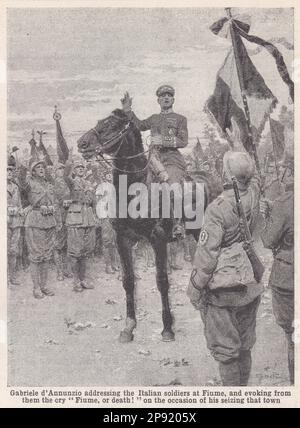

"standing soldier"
[65, 158, 96, 292]
[260, 147, 294, 384]
[7, 156, 24, 286]
[96, 171, 120, 274]
[53, 163, 72, 281]
[187, 151, 263, 386]
[121, 86, 188, 238]
[168, 241, 183, 271]
[22, 158, 60, 299]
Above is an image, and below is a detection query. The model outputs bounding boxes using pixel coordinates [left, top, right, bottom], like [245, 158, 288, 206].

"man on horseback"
[121, 85, 188, 238]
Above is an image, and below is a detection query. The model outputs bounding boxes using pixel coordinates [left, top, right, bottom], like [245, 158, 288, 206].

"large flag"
[210, 14, 294, 101]
[269, 118, 285, 159]
[205, 31, 277, 152]
[53, 107, 69, 164]
[205, 13, 293, 154]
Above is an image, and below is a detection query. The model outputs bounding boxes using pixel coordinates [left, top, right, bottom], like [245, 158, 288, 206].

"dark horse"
[78, 109, 213, 343]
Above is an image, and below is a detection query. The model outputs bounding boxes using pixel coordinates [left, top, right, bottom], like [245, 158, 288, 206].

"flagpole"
[268, 117, 282, 193]
[225, 8, 264, 189]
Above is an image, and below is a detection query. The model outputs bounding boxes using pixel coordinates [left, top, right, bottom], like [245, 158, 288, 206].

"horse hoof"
[119, 330, 134, 343]
[161, 331, 175, 342]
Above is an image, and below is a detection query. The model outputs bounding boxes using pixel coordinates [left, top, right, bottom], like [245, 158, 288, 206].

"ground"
[8, 240, 289, 387]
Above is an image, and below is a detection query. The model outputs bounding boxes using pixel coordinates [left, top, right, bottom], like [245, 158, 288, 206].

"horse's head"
[77, 109, 130, 159]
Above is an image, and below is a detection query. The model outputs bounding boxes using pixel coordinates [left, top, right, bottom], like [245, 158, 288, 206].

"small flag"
[193, 138, 205, 159]
[53, 106, 69, 164]
[37, 130, 53, 166]
[28, 131, 39, 160]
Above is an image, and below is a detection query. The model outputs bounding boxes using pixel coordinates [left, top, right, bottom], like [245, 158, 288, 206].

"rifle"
[232, 176, 265, 283]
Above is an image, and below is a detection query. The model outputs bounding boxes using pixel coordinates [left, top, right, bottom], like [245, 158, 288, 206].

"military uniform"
[53, 164, 72, 280]
[127, 110, 188, 184]
[23, 160, 60, 298]
[7, 171, 24, 285]
[65, 163, 96, 292]
[261, 182, 294, 384]
[187, 151, 263, 386]
[123, 85, 188, 238]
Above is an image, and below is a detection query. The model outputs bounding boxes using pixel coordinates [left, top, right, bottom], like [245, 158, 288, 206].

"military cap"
[223, 151, 255, 184]
[156, 85, 175, 97]
[73, 158, 85, 169]
[29, 157, 46, 174]
[54, 162, 65, 171]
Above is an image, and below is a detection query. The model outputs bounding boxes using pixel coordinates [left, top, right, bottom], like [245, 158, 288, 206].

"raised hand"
[121, 92, 132, 112]
[226, 118, 244, 152]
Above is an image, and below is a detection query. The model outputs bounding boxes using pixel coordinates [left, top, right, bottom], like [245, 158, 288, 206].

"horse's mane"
[111, 109, 144, 151]
[111, 108, 129, 122]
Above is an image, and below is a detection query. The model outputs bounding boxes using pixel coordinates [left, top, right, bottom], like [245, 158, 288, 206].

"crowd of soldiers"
[7, 84, 294, 387]
[7, 152, 196, 295]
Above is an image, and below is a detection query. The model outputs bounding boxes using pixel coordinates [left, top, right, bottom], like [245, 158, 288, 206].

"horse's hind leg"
[151, 238, 175, 342]
[116, 234, 137, 343]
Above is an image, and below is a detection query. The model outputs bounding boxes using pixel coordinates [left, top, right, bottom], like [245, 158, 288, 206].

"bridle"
[89, 120, 153, 174]
[91, 121, 131, 156]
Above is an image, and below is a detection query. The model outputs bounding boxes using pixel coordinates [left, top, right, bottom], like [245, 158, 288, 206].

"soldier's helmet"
[72, 156, 85, 169]
[7, 155, 16, 170]
[223, 151, 255, 186]
[156, 85, 175, 97]
[29, 157, 46, 174]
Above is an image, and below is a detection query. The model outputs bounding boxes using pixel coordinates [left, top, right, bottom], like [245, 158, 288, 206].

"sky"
[7, 7, 294, 154]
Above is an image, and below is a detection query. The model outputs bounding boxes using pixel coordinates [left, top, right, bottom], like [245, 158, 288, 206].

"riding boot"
[70, 256, 83, 292]
[219, 360, 241, 386]
[287, 333, 294, 385]
[8, 254, 20, 286]
[79, 257, 94, 289]
[239, 350, 252, 386]
[53, 250, 64, 281]
[103, 247, 114, 274]
[169, 191, 185, 239]
[30, 262, 44, 299]
[40, 261, 55, 296]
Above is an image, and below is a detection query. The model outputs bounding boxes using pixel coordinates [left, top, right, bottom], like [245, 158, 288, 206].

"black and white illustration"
[6, 5, 294, 391]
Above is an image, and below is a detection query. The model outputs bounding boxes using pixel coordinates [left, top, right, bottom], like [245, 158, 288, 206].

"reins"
[92, 120, 153, 174]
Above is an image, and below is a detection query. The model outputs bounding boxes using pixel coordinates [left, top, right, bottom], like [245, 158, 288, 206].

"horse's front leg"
[151, 237, 175, 342]
[116, 233, 137, 343]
